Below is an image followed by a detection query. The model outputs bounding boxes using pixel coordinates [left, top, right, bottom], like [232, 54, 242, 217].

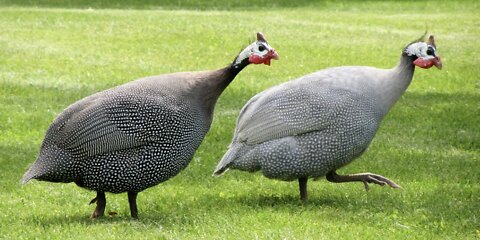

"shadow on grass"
[27, 212, 146, 226]
[29, 195, 342, 228]
[5, 90, 478, 231]
[19, 178, 478, 238]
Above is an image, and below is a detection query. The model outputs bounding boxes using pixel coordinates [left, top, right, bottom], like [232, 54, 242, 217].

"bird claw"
[91, 210, 103, 219]
[89, 197, 97, 205]
[326, 170, 402, 191]
[361, 173, 402, 191]
[363, 181, 370, 191]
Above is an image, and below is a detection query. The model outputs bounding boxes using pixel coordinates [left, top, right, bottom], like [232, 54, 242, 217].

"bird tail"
[20, 144, 74, 184]
[213, 144, 241, 176]
[21, 161, 40, 184]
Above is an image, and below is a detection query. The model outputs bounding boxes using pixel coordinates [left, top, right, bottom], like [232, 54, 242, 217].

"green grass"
[1, 1, 479, 239]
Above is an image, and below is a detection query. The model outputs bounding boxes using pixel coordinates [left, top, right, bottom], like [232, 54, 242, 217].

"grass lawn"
[0, 0, 479, 239]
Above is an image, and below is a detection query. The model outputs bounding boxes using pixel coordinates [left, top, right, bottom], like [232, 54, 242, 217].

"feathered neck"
[378, 53, 416, 114]
[190, 58, 251, 117]
[211, 56, 251, 96]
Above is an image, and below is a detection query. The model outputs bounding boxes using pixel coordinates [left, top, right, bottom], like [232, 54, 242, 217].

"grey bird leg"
[128, 192, 138, 219]
[89, 191, 106, 218]
[326, 170, 402, 191]
[298, 177, 308, 201]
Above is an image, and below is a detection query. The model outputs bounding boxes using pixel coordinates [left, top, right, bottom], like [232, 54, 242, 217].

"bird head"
[233, 32, 279, 68]
[404, 35, 442, 70]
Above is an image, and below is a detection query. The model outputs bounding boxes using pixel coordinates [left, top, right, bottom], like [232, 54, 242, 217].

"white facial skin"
[405, 42, 437, 60]
[250, 41, 273, 57]
[235, 41, 275, 65]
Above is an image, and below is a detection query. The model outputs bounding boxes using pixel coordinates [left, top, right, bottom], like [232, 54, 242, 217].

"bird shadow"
[236, 193, 339, 208]
[26, 210, 142, 226]
[26, 191, 348, 227]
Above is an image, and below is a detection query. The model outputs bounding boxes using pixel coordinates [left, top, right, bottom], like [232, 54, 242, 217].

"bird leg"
[90, 191, 106, 218]
[128, 192, 138, 219]
[298, 177, 308, 201]
[326, 170, 401, 191]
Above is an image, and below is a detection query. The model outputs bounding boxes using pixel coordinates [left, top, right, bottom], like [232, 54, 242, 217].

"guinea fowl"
[213, 35, 442, 201]
[21, 32, 279, 218]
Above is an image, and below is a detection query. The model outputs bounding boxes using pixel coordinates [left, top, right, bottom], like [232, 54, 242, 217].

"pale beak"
[432, 56, 442, 70]
[268, 49, 279, 60]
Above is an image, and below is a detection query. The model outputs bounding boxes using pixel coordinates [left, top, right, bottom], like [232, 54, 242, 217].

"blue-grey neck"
[378, 53, 416, 114]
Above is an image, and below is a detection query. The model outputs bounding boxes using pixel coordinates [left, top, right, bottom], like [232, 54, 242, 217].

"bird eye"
[426, 47, 434, 56]
[258, 45, 266, 52]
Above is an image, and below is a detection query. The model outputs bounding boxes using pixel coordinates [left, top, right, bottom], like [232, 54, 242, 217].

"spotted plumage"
[214, 35, 442, 200]
[22, 32, 278, 218]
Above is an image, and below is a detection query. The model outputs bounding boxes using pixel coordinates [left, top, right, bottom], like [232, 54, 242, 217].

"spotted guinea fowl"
[214, 35, 442, 201]
[22, 32, 279, 218]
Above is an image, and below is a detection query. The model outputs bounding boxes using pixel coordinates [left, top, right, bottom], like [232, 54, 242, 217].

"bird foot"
[326, 171, 402, 191]
[91, 209, 104, 219]
[357, 173, 402, 191]
[90, 192, 106, 219]
[89, 197, 97, 205]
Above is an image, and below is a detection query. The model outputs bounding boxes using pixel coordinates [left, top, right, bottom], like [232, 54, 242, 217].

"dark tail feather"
[21, 159, 47, 184]
[20, 144, 75, 184]
[21, 165, 37, 184]
[213, 145, 240, 176]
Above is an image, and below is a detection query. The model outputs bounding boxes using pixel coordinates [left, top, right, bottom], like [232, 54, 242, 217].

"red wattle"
[413, 58, 435, 69]
[249, 55, 264, 64]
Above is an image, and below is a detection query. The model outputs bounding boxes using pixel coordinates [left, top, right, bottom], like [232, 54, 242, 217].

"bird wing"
[235, 81, 354, 145]
[50, 89, 187, 158]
